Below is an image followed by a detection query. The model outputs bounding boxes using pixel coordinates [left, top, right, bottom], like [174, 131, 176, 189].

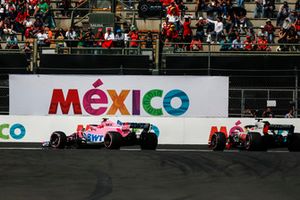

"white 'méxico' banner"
[9, 75, 228, 117]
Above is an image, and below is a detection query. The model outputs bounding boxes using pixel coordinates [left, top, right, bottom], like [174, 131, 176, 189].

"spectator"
[282, 17, 292, 30]
[44, 26, 53, 40]
[183, 16, 192, 50]
[5, 34, 19, 49]
[166, 6, 179, 25]
[288, 10, 298, 23]
[257, 25, 267, 38]
[3, 23, 16, 36]
[263, 19, 275, 43]
[231, 35, 243, 50]
[55, 28, 65, 40]
[55, 28, 65, 48]
[190, 35, 203, 51]
[195, 0, 207, 18]
[167, 2, 180, 17]
[286, 26, 298, 51]
[257, 33, 269, 51]
[34, 0, 49, 22]
[195, 17, 206, 42]
[28, 0, 39, 16]
[65, 27, 78, 47]
[145, 31, 153, 48]
[219, 34, 230, 51]
[263, 0, 275, 18]
[254, 0, 263, 18]
[23, 42, 32, 65]
[115, 28, 125, 47]
[33, 16, 43, 31]
[262, 107, 274, 118]
[128, 26, 139, 47]
[176, 0, 187, 19]
[58, 0, 71, 17]
[227, 27, 238, 43]
[206, 16, 224, 43]
[285, 109, 294, 118]
[223, 15, 232, 35]
[15, 9, 27, 34]
[82, 28, 94, 47]
[166, 23, 178, 43]
[23, 16, 33, 31]
[277, 1, 291, 26]
[243, 35, 253, 51]
[36, 28, 49, 46]
[102, 27, 114, 48]
[277, 27, 288, 51]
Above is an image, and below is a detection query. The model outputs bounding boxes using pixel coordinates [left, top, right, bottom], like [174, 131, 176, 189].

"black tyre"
[124, 132, 137, 146]
[104, 132, 122, 149]
[140, 132, 158, 150]
[50, 131, 67, 149]
[210, 132, 226, 151]
[288, 133, 300, 152]
[245, 132, 265, 151]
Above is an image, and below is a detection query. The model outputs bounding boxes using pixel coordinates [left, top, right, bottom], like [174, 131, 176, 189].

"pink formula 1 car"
[43, 118, 158, 150]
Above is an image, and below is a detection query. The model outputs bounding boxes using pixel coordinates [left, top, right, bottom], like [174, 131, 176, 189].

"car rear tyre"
[104, 132, 122, 149]
[245, 132, 265, 151]
[210, 132, 226, 151]
[288, 133, 300, 152]
[50, 131, 67, 149]
[125, 132, 137, 146]
[140, 132, 158, 150]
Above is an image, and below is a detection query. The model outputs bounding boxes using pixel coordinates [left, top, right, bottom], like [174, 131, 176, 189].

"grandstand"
[0, 0, 299, 117]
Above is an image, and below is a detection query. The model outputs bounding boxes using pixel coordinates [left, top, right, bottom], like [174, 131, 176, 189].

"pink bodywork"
[76, 119, 131, 139]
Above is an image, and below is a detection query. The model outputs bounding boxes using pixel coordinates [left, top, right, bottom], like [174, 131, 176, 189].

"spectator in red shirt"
[294, 18, 300, 36]
[161, 17, 170, 39]
[167, 1, 179, 16]
[183, 16, 192, 50]
[128, 26, 139, 47]
[263, 18, 275, 43]
[190, 36, 203, 51]
[243, 35, 253, 51]
[166, 23, 178, 42]
[257, 33, 269, 51]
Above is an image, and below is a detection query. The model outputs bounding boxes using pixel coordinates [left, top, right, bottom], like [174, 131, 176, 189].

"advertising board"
[1, 116, 300, 145]
[10, 75, 229, 117]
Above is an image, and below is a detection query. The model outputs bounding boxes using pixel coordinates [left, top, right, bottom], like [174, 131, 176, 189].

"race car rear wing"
[268, 124, 295, 133]
[117, 121, 151, 132]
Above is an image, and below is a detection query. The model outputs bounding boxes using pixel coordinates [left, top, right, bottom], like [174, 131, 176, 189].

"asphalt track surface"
[1, 146, 300, 200]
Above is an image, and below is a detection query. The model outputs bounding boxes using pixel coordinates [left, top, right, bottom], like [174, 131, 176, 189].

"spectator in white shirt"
[36, 28, 49, 46]
[206, 16, 224, 43]
[104, 27, 114, 40]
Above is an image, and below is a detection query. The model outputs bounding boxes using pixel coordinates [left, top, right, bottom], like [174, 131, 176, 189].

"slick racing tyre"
[50, 131, 67, 149]
[210, 132, 226, 151]
[288, 133, 300, 152]
[140, 132, 158, 150]
[104, 132, 122, 149]
[124, 132, 137, 146]
[245, 132, 265, 151]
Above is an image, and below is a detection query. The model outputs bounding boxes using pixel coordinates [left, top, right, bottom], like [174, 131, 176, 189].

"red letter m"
[48, 89, 82, 114]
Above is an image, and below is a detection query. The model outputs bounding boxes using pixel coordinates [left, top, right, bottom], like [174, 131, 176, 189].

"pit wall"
[2, 116, 300, 144]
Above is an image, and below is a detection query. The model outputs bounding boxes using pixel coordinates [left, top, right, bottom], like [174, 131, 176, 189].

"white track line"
[0, 147, 43, 150]
[0, 147, 291, 152]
